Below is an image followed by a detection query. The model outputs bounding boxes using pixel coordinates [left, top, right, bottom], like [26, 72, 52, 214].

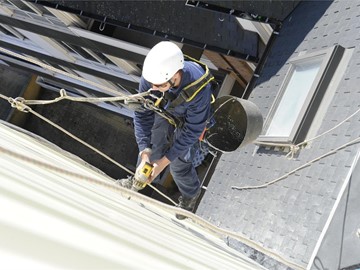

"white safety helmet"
[142, 41, 184, 85]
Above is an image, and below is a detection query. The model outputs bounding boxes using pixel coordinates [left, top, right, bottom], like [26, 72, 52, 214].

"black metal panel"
[33, 0, 260, 62]
[200, 0, 301, 22]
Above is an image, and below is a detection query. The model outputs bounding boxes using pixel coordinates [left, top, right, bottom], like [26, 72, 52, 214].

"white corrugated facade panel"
[0, 121, 263, 270]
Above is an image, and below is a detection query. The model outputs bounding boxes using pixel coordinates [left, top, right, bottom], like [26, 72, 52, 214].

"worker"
[118, 41, 215, 219]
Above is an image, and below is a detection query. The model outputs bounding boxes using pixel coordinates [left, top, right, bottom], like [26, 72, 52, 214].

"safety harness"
[149, 55, 217, 127]
[165, 55, 216, 109]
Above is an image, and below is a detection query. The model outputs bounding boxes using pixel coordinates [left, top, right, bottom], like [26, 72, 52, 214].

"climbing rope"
[235, 106, 360, 190]
[232, 137, 360, 190]
[20, 88, 151, 105]
[0, 144, 304, 270]
[254, 107, 360, 159]
[0, 92, 177, 206]
[0, 45, 183, 205]
[286, 106, 360, 158]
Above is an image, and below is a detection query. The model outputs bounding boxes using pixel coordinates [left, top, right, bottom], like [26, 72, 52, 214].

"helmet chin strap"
[167, 70, 182, 88]
[168, 79, 175, 88]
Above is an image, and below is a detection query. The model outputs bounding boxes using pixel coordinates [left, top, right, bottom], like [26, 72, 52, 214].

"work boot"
[176, 192, 200, 220]
[115, 176, 133, 189]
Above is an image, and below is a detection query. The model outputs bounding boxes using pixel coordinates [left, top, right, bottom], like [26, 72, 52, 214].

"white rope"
[0, 42, 180, 205]
[254, 106, 360, 159]
[0, 37, 176, 125]
[239, 106, 360, 190]
[21, 88, 151, 105]
[287, 106, 360, 156]
[5, 94, 134, 175]
[0, 93, 177, 205]
[232, 136, 360, 190]
[0, 145, 304, 270]
[0, 45, 177, 204]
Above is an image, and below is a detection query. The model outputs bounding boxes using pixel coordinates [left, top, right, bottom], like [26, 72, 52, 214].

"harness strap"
[150, 55, 217, 127]
[167, 55, 216, 109]
[143, 98, 182, 127]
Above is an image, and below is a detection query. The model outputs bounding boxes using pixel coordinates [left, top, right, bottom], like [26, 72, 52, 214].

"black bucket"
[206, 96, 263, 153]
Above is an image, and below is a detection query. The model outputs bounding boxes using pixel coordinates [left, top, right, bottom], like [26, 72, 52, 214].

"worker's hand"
[149, 156, 170, 183]
[135, 150, 151, 180]
[139, 150, 151, 163]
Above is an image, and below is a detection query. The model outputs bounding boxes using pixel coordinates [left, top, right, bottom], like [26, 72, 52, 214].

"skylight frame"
[258, 45, 345, 144]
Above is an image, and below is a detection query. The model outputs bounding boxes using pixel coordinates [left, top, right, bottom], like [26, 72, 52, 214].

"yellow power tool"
[132, 162, 153, 191]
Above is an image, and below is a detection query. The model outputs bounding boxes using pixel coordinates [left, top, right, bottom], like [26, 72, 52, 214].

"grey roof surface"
[197, 1, 360, 268]
[314, 156, 360, 270]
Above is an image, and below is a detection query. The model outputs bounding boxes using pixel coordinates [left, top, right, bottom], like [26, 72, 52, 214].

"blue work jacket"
[134, 61, 213, 162]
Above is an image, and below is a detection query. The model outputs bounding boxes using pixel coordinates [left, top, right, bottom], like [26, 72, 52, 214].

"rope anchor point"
[8, 97, 30, 113]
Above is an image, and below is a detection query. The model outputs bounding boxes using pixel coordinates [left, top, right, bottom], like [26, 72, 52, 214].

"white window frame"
[258, 45, 345, 144]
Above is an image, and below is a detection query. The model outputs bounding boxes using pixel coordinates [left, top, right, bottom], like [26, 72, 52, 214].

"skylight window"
[259, 45, 345, 144]
[266, 59, 322, 137]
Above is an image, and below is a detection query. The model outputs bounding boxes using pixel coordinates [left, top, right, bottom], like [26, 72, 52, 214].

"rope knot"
[8, 97, 30, 113]
[286, 144, 300, 160]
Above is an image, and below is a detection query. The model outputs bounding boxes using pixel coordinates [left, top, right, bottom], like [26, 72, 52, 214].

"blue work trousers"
[145, 115, 201, 199]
